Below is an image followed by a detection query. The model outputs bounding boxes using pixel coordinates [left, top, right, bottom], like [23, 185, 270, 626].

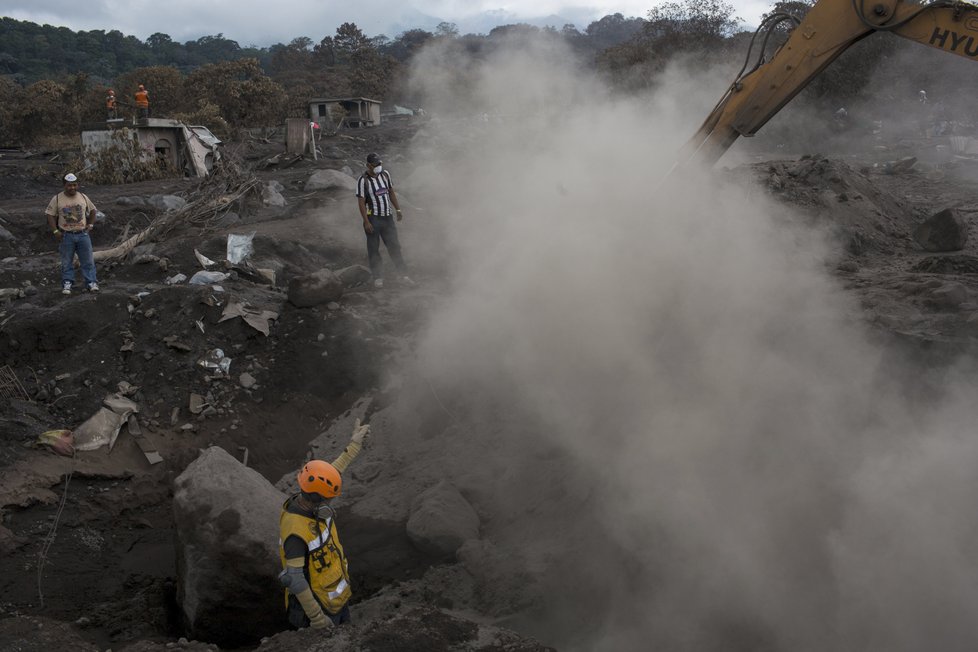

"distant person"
[356, 152, 412, 288]
[134, 84, 149, 120]
[278, 419, 370, 629]
[918, 89, 928, 104]
[106, 89, 117, 120]
[45, 173, 99, 295]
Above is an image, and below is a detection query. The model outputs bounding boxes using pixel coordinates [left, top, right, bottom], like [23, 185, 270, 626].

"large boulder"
[0, 224, 14, 242]
[173, 446, 287, 647]
[914, 208, 968, 252]
[288, 268, 344, 307]
[261, 184, 287, 208]
[305, 169, 357, 192]
[336, 264, 372, 288]
[406, 481, 480, 558]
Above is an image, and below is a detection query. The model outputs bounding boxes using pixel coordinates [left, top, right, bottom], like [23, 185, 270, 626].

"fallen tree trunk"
[93, 229, 150, 261]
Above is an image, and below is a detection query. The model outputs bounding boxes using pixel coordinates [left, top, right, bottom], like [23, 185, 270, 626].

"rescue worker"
[106, 89, 117, 119]
[134, 84, 149, 120]
[278, 418, 370, 628]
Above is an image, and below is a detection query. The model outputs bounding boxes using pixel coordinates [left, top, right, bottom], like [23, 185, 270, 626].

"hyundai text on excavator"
[681, 0, 978, 167]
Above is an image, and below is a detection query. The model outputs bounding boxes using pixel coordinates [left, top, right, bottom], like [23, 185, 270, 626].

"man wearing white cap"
[45, 173, 99, 295]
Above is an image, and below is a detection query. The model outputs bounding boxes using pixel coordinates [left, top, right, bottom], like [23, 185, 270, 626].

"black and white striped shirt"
[356, 170, 394, 217]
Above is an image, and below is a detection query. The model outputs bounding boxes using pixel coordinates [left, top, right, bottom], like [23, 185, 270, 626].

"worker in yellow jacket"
[278, 418, 369, 628]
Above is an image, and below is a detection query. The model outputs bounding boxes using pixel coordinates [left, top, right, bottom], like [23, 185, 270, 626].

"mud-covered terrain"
[3, 117, 978, 652]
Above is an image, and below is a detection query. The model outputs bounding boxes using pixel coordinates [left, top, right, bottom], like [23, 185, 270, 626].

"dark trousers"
[365, 214, 406, 276]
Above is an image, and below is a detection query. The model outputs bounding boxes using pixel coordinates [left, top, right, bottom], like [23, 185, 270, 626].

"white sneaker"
[373, 278, 384, 288]
[88, 282, 100, 293]
[61, 282, 72, 295]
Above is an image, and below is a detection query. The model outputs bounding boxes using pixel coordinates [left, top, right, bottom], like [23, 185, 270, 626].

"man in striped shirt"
[356, 153, 412, 288]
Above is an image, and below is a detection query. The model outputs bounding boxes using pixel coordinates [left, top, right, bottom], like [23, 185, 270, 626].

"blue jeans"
[59, 231, 97, 286]
[365, 215, 406, 277]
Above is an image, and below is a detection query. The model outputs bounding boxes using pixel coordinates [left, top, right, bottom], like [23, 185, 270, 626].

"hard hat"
[298, 460, 341, 499]
[138, 84, 145, 90]
[366, 152, 381, 165]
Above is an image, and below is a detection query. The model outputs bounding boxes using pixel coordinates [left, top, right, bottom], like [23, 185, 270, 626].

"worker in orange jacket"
[106, 89, 117, 120]
[134, 84, 149, 120]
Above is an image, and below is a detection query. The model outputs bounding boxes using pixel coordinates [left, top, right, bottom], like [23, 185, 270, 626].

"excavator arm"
[681, 0, 978, 167]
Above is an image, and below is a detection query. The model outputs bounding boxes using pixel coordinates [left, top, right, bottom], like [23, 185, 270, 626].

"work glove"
[309, 610, 332, 629]
[351, 418, 370, 444]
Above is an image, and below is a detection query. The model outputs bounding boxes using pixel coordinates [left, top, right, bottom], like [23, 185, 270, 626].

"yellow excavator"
[681, 0, 978, 167]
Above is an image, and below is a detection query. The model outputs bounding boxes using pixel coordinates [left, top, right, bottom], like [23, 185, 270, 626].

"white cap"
[64, 173, 77, 183]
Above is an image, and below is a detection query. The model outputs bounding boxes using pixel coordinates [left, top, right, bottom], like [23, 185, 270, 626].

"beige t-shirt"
[45, 191, 96, 232]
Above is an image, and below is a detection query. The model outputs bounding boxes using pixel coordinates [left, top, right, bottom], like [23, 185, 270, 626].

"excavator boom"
[681, 0, 978, 167]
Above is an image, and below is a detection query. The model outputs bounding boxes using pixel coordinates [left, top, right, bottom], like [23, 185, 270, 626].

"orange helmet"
[298, 460, 341, 499]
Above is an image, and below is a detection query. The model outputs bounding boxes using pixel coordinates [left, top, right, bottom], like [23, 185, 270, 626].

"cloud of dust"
[399, 34, 978, 652]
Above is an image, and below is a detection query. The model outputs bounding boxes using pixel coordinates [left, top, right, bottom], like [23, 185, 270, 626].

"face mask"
[373, 165, 383, 174]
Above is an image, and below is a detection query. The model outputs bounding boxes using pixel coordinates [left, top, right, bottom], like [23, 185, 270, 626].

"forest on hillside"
[0, 0, 972, 147]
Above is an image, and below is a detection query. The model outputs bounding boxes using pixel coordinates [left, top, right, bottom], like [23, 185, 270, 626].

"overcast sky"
[5, 0, 774, 47]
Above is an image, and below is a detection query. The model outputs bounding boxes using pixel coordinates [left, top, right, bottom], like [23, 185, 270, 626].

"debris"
[165, 273, 188, 285]
[170, 407, 180, 426]
[196, 319, 205, 333]
[54, 373, 71, 382]
[117, 380, 139, 396]
[227, 233, 256, 264]
[35, 429, 74, 457]
[127, 414, 163, 465]
[0, 365, 31, 401]
[239, 372, 257, 389]
[189, 394, 206, 415]
[218, 301, 279, 336]
[189, 271, 229, 285]
[72, 394, 139, 451]
[164, 336, 192, 352]
[194, 249, 217, 268]
[198, 349, 232, 375]
[238, 446, 250, 467]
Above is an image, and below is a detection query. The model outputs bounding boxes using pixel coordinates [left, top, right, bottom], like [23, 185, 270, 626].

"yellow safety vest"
[278, 499, 352, 614]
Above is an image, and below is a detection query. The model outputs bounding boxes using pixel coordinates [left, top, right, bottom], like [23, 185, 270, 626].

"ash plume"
[399, 33, 978, 652]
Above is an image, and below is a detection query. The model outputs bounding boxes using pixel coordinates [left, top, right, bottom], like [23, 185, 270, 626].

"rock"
[266, 180, 284, 192]
[304, 169, 356, 192]
[214, 212, 241, 228]
[288, 269, 344, 307]
[913, 208, 968, 252]
[239, 372, 256, 389]
[322, 147, 346, 159]
[326, 302, 340, 311]
[883, 156, 917, 175]
[340, 165, 354, 176]
[336, 264, 371, 288]
[928, 282, 970, 310]
[148, 194, 188, 212]
[189, 394, 206, 415]
[0, 224, 14, 241]
[0, 288, 24, 302]
[261, 185, 286, 208]
[406, 481, 480, 557]
[173, 447, 287, 646]
[116, 196, 148, 207]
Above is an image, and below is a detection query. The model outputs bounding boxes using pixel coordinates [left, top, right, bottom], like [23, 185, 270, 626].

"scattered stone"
[882, 156, 918, 175]
[189, 394, 206, 415]
[116, 196, 148, 207]
[0, 224, 14, 241]
[261, 184, 286, 208]
[326, 301, 340, 311]
[170, 407, 180, 426]
[304, 169, 357, 192]
[144, 308, 157, 318]
[239, 372, 256, 389]
[317, 333, 325, 341]
[288, 269, 344, 307]
[180, 423, 197, 432]
[913, 208, 968, 252]
[148, 194, 188, 212]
